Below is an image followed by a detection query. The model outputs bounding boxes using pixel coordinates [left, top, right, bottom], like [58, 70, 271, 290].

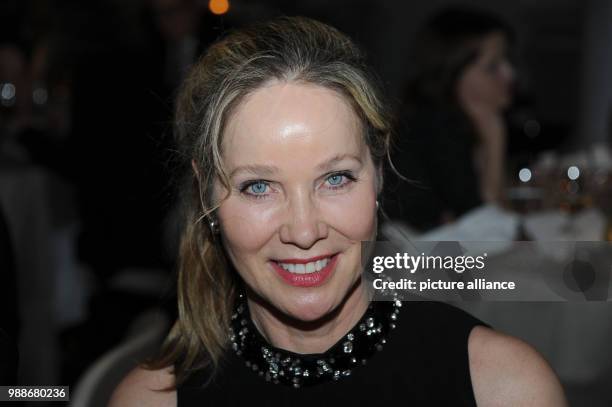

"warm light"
[209, 0, 229, 15]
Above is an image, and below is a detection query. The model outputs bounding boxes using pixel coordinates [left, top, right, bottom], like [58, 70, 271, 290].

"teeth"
[278, 257, 331, 274]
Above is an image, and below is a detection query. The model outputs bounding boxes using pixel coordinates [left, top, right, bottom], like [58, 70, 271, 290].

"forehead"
[222, 82, 365, 166]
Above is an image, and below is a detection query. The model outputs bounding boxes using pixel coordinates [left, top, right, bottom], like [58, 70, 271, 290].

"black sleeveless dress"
[178, 301, 486, 406]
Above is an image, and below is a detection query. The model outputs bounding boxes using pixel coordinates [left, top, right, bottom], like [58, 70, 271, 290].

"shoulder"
[468, 326, 568, 407]
[108, 365, 176, 407]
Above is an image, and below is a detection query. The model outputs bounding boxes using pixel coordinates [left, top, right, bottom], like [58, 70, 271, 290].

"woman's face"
[457, 32, 515, 112]
[215, 82, 379, 322]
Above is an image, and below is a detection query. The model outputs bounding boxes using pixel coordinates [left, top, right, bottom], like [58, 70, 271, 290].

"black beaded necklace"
[228, 293, 402, 388]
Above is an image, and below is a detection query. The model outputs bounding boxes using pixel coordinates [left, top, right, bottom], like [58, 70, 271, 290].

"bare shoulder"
[468, 326, 568, 407]
[108, 365, 176, 407]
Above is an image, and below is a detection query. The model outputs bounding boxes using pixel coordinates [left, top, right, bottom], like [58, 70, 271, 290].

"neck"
[246, 279, 371, 354]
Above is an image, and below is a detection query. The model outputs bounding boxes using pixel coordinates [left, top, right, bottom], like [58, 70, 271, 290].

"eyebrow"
[229, 154, 362, 178]
[316, 153, 362, 172]
[229, 164, 280, 178]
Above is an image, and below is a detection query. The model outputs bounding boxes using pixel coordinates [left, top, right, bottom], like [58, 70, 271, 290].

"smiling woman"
[108, 16, 567, 407]
[217, 82, 378, 327]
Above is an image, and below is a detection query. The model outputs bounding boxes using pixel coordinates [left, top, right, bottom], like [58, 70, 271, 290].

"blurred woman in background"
[386, 6, 515, 230]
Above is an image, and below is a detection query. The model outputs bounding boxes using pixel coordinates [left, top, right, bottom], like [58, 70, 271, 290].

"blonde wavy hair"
[148, 16, 395, 387]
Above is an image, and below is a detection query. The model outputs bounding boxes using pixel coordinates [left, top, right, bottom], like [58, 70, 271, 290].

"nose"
[279, 190, 328, 249]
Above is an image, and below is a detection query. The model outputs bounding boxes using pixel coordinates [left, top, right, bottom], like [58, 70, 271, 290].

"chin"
[281, 276, 364, 324]
[280, 289, 341, 322]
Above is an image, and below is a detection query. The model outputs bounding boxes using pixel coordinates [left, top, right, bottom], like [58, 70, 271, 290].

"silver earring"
[376, 200, 379, 210]
[209, 218, 220, 235]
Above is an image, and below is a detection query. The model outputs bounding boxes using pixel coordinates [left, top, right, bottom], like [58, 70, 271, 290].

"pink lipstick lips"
[270, 253, 339, 287]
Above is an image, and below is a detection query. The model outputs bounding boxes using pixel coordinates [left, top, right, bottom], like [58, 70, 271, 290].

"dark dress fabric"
[177, 301, 487, 406]
[384, 108, 482, 231]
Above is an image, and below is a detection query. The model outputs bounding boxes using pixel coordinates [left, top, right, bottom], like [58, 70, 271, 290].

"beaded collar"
[228, 293, 402, 388]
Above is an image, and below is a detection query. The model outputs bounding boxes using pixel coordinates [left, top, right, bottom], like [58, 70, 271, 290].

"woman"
[110, 17, 566, 406]
[387, 7, 516, 230]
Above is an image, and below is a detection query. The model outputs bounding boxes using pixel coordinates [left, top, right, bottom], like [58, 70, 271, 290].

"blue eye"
[324, 171, 357, 190]
[327, 174, 344, 186]
[248, 181, 268, 194]
[239, 179, 274, 200]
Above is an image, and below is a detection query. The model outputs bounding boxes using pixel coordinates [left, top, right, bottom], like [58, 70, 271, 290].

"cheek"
[495, 75, 512, 96]
[473, 78, 493, 99]
[325, 185, 378, 241]
[218, 199, 277, 261]
[480, 73, 509, 99]
[459, 69, 495, 102]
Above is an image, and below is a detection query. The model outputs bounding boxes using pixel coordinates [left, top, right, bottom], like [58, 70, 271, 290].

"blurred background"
[1, 0, 612, 405]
